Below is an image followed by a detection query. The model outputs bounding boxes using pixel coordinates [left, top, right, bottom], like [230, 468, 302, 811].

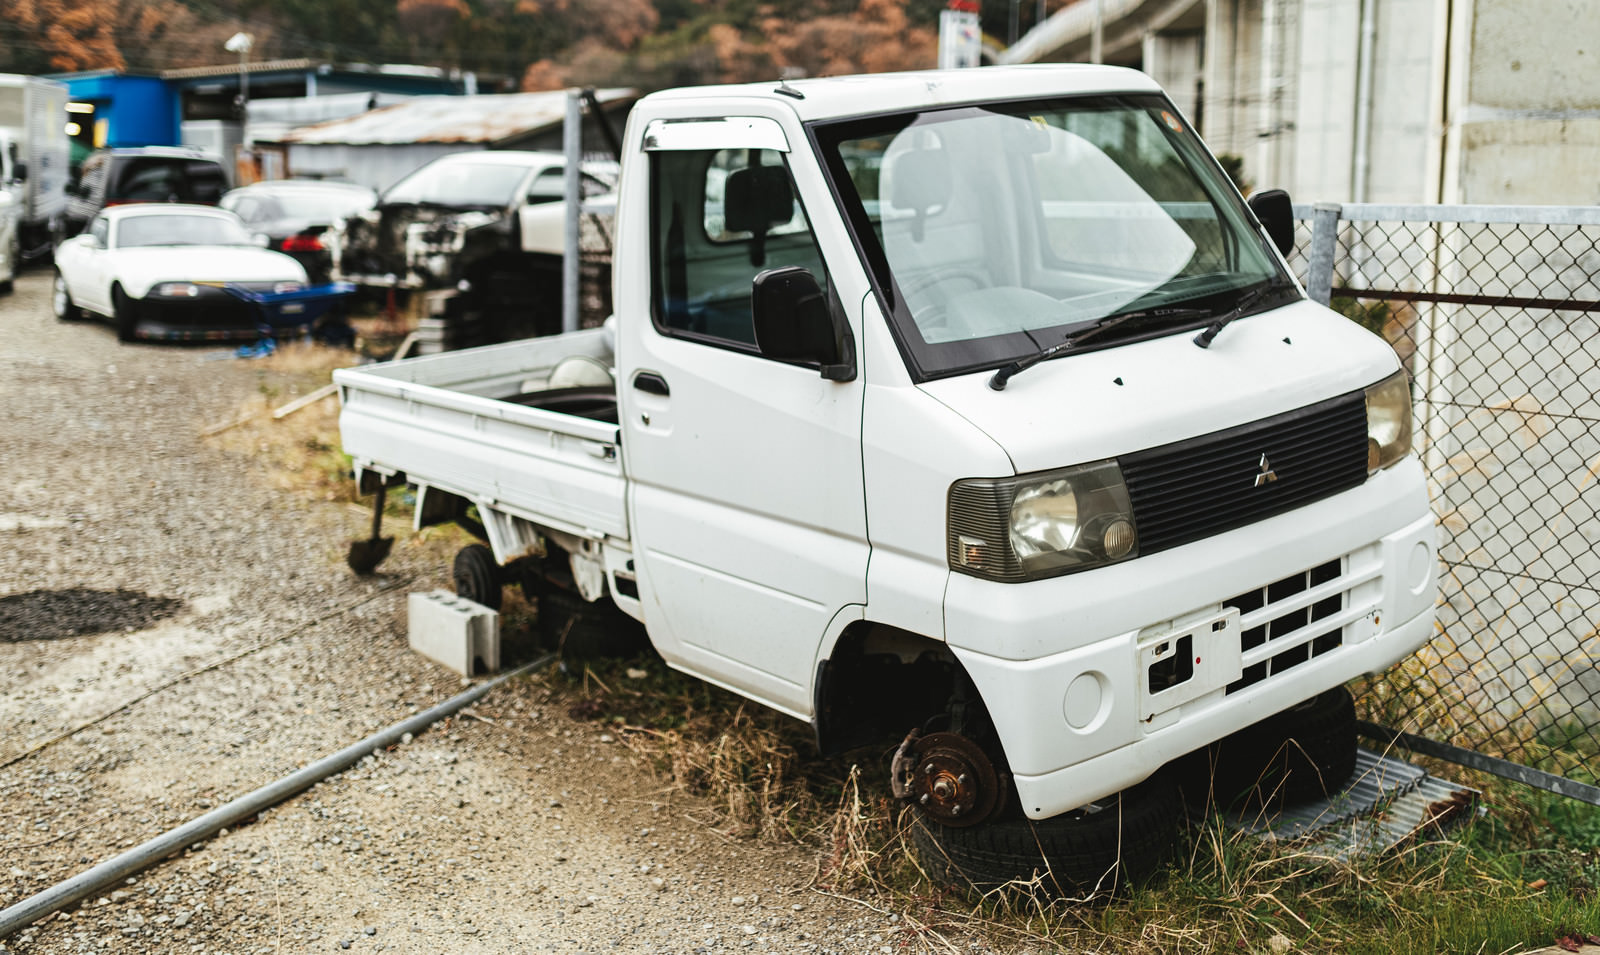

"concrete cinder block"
[407, 590, 500, 677]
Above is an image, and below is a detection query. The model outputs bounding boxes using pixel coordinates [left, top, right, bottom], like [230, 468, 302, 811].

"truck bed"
[333, 329, 628, 552]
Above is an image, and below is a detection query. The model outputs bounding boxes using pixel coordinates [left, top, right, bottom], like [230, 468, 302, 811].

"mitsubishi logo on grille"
[1254, 453, 1279, 487]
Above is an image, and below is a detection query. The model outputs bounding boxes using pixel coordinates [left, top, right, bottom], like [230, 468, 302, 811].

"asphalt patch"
[0, 588, 184, 642]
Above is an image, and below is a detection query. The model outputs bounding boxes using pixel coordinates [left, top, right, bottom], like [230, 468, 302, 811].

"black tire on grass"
[535, 585, 649, 659]
[1199, 686, 1358, 808]
[910, 776, 1183, 897]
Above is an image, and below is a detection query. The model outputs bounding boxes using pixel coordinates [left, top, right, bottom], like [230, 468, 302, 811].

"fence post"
[1306, 202, 1342, 306]
[562, 89, 582, 335]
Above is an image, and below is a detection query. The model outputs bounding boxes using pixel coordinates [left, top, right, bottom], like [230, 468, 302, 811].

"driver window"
[89, 216, 110, 247]
[651, 148, 827, 349]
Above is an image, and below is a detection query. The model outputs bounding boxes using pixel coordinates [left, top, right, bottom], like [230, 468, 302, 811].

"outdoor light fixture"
[225, 31, 254, 119]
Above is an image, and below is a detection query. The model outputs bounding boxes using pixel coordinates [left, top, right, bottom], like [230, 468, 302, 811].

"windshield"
[383, 160, 535, 207]
[117, 214, 253, 248]
[813, 94, 1293, 380]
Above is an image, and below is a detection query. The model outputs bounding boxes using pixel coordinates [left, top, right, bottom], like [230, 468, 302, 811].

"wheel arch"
[813, 621, 977, 756]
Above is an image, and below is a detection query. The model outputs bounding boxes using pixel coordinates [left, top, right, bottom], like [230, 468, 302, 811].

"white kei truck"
[334, 65, 1439, 891]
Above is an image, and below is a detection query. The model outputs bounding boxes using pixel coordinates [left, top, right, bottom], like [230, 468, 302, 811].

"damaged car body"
[331, 150, 616, 338]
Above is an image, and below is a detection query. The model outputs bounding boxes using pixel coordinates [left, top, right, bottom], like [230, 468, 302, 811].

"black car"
[62, 147, 231, 240]
[220, 180, 376, 284]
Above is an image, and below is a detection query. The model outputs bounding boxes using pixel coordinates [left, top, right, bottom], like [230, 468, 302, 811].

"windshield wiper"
[987, 282, 1290, 390]
[989, 309, 1153, 391]
[1192, 283, 1278, 349]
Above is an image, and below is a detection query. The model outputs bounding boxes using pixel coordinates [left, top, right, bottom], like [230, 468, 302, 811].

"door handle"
[632, 372, 670, 396]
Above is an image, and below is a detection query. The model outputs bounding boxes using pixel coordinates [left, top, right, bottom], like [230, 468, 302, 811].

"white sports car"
[52, 204, 309, 342]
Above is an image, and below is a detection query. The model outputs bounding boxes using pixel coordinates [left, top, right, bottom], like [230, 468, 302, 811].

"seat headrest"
[887, 148, 952, 215]
[724, 165, 794, 234]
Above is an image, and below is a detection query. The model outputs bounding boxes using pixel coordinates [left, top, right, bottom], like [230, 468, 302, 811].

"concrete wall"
[1033, 0, 1597, 206]
[1448, 0, 1600, 205]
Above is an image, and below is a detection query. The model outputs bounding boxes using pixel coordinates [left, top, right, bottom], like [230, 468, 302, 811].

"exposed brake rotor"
[890, 730, 1000, 828]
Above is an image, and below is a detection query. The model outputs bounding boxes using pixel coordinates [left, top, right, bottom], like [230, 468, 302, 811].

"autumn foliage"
[0, 0, 943, 91]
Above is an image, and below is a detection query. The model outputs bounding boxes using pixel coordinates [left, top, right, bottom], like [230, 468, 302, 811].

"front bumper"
[945, 460, 1438, 819]
[128, 285, 323, 342]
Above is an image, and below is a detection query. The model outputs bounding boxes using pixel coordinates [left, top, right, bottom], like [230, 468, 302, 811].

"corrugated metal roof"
[1222, 747, 1481, 861]
[276, 89, 635, 146]
[161, 59, 317, 80]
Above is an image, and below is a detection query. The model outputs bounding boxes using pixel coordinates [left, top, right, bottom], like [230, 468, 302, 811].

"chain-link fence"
[1291, 203, 1600, 803]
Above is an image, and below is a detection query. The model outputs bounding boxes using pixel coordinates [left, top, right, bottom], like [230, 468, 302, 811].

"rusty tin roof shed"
[265, 88, 635, 192]
[275, 88, 635, 148]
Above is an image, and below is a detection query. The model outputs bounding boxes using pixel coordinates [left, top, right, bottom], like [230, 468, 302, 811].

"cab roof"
[636, 64, 1164, 124]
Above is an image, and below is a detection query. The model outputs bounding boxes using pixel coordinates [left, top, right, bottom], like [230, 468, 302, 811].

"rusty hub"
[890, 730, 1000, 828]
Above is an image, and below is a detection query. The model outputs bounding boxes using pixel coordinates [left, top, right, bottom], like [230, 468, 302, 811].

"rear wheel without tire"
[452, 544, 503, 610]
[52, 270, 81, 321]
[910, 776, 1183, 897]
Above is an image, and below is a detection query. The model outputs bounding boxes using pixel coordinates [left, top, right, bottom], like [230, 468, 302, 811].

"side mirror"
[751, 266, 856, 381]
[1248, 189, 1295, 257]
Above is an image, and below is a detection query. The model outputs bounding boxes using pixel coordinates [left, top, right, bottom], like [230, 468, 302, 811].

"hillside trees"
[0, 0, 948, 91]
[0, 0, 241, 72]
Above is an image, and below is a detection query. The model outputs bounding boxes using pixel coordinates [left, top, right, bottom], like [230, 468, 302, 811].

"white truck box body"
[0, 74, 69, 239]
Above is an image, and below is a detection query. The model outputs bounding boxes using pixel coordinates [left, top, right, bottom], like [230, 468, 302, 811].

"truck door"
[619, 118, 867, 718]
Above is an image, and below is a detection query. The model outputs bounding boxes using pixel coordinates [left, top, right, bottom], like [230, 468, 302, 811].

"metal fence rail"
[1293, 202, 1600, 803]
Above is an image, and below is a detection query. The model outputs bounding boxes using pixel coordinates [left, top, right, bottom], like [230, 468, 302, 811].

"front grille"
[1121, 391, 1369, 555]
[1225, 557, 1348, 694]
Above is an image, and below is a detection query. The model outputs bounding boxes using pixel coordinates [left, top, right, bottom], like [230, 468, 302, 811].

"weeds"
[542, 655, 1600, 954]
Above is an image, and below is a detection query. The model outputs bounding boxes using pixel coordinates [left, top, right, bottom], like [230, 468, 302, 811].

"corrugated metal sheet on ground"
[1224, 747, 1480, 861]
[278, 88, 635, 146]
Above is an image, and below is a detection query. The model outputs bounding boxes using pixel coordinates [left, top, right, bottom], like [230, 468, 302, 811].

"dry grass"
[202, 341, 363, 501]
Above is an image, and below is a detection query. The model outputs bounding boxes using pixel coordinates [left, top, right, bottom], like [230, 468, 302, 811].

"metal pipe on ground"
[0, 652, 557, 940]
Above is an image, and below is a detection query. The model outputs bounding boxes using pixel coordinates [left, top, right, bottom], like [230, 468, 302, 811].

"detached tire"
[535, 585, 648, 659]
[452, 544, 503, 611]
[1197, 686, 1357, 808]
[910, 777, 1182, 897]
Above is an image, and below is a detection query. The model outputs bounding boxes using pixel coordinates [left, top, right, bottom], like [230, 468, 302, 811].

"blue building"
[53, 61, 477, 171]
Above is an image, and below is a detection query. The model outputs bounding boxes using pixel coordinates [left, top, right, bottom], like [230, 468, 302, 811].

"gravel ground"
[0, 270, 1013, 954]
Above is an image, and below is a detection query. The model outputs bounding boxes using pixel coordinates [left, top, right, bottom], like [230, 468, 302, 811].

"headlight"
[949, 460, 1138, 581]
[1364, 369, 1413, 473]
[154, 283, 201, 297]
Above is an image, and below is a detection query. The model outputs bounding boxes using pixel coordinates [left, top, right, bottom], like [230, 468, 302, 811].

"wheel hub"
[891, 730, 1000, 828]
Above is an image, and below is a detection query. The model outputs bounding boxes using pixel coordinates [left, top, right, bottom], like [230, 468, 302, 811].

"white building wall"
[284, 143, 465, 194]
[1449, 0, 1600, 205]
[1145, 32, 1205, 122]
[1291, 0, 1360, 200]
[1202, 0, 1267, 163]
[1362, 0, 1439, 203]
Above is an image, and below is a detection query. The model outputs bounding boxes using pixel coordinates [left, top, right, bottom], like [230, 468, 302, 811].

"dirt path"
[0, 270, 1003, 954]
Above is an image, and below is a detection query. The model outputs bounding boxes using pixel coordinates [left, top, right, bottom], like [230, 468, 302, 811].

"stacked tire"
[910, 776, 1183, 897]
[1180, 686, 1358, 810]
